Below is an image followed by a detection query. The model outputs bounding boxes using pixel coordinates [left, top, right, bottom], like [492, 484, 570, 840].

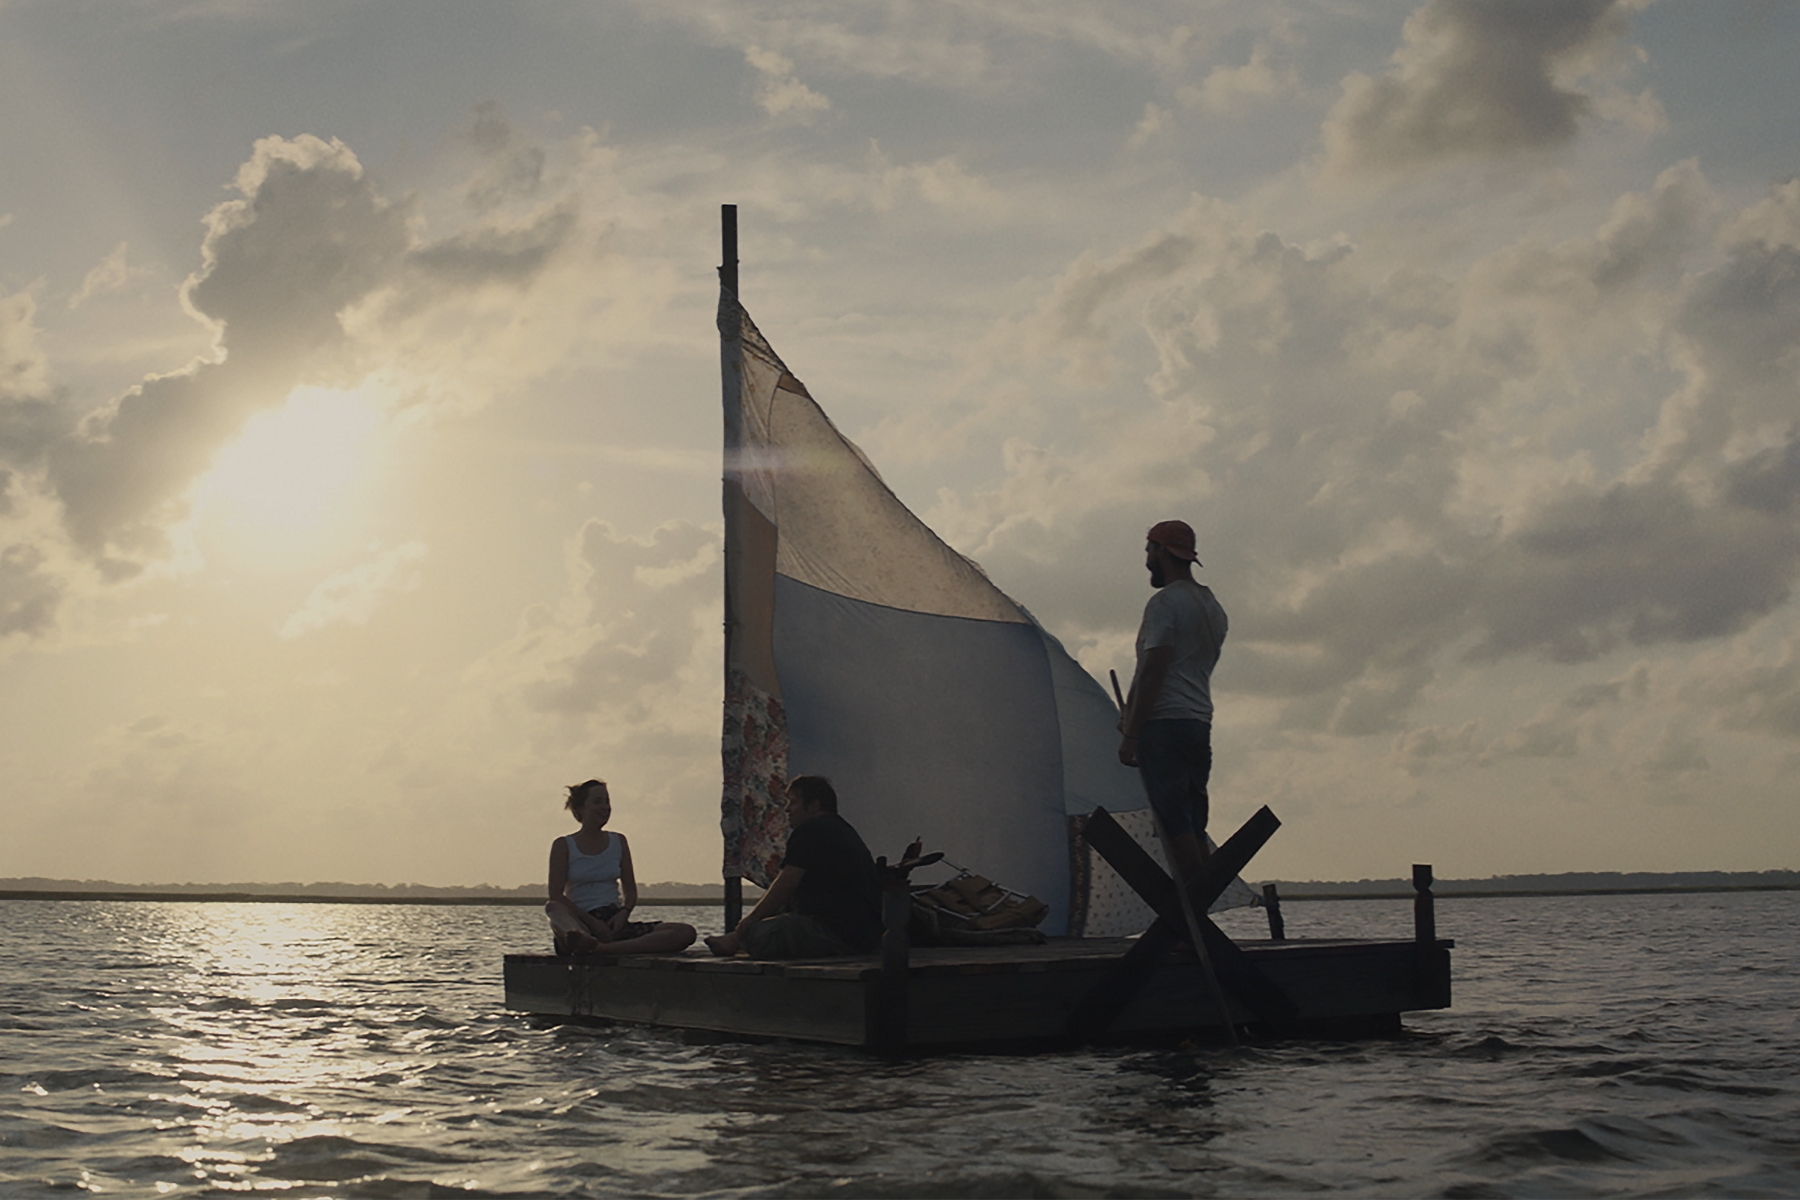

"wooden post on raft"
[723, 877, 742, 933]
[1261, 883, 1286, 941]
[1413, 863, 1445, 1007]
[875, 885, 912, 1053]
[1413, 864, 1435, 946]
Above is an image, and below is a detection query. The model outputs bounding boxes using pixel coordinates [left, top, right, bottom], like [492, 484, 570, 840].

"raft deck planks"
[503, 935, 1454, 1048]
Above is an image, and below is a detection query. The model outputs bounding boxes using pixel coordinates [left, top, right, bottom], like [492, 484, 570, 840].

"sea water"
[1, 890, 1795, 1198]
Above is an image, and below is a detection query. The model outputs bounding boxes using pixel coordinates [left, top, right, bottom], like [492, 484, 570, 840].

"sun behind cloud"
[193, 384, 387, 549]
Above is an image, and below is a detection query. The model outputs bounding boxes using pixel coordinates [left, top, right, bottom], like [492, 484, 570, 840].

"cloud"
[0, 291, 55, 411]
[46, 135, 410, 564]
[67, 243, 146, 310]
[1323, 0, 1644, 176]
[0, 543, 61, 638]
[862, 141, 1009, 219]
[745, 45, 831, 120]
[1395, 719, 1483, 775]
[1721, 180, 1800, 251]
[463, 99, 548, 213]
[279, 541, 428, 639]
[409, 202, 581, 287]
[1127, 103, 1173, 151]
[1180, 42, 1296, 115]
[509, 519, 720, 720]
[0, 292, 72, 624]
[1705, 641, 1800, 739]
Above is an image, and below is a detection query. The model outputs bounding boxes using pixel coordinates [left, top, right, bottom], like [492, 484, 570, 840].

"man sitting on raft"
[546, 779, 697, 955]
[705, 775, 881, 958]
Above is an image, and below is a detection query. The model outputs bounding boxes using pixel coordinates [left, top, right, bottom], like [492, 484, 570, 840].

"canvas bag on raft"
[910, 866, 1050, 945]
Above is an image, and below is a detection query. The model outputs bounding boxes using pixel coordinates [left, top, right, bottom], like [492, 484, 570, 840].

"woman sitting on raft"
[546, 779, 696, 955]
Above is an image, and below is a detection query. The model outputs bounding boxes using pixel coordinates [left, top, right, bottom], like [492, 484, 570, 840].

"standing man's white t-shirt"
[1135, 579, 1228, 722]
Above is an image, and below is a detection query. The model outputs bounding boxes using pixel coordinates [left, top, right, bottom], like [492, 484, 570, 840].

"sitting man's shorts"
[1136, 718, 1212, 838]
[738, 913, 854, 959]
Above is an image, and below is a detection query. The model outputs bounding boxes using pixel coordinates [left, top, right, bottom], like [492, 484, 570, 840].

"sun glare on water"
[196, 385, 386, 545]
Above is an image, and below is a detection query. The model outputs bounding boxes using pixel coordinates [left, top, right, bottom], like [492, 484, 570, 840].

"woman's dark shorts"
[1136, 718, 1212, 838]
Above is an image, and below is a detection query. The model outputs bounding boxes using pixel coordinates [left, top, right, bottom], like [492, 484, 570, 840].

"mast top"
[720, 204, 738, 297]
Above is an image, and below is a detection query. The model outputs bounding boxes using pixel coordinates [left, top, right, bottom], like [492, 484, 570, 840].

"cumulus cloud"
[0, 291, 55, 411]
[279, 541, 428, 639]
[0, 543, 61, 638]
[46, 135, 411, 564]
[746, 45, 832, 120]
[67, 243, 146, 310]
[489, 519, 720, 721]
[862, 141, 1009, 219]
[1705, 641, 1800, 738]
[0, 292, 72, 627]
[1127, 102, 1173, 151]
[1324, 0, 1644, 176]
[1180, 42, 1296, 115]
[463, 99, 548, 213]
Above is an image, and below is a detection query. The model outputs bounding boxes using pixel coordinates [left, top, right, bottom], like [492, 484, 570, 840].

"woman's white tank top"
[564, 833, 623, 911]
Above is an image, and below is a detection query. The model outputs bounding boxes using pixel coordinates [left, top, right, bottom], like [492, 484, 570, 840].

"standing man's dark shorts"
[1137, 717, 1211, 837]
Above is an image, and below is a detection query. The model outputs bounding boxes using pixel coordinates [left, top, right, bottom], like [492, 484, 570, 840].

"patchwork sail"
[718, 290, 1250, 936]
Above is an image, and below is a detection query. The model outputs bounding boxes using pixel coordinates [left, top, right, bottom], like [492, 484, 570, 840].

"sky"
[2, 0, 1798, 891]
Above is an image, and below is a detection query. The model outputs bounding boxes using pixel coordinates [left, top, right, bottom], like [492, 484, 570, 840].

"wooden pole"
[724, 876, 742, 933]
[720, 204, 738, 297]
[720, 202, 741, 933]
[1413, 864, 1435, 945]
[1414, 863, 1438, 1006]
[1261, 882, 1286, 941]
[875, 885, 912, 1053]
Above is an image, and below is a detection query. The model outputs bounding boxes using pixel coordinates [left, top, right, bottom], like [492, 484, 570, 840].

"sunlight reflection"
[127, 904, 421, 1179]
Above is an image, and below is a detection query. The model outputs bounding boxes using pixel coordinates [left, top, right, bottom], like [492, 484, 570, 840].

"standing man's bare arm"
[1120, 645, 1173, 766]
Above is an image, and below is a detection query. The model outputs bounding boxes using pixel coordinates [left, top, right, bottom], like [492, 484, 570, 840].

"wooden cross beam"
[1066, 806, 1298, 1041]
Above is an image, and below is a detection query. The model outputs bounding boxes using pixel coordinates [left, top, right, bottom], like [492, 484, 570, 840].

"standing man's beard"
[1149, 561, 1167, 588]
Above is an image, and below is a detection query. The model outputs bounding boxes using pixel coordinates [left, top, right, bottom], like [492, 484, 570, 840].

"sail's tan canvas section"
[730, 312, 1025, 624]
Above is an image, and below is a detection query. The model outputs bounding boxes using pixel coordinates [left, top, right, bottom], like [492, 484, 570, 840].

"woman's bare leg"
[546, 901, 605, 954]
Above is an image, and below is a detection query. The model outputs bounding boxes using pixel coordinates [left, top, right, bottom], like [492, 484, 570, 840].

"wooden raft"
[502, 934, 1453, 1048]
[505, 806, 1454, 1050]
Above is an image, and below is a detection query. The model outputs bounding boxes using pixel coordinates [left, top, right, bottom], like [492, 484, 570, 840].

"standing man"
[704, 775, 882, 958]
[1119, 520, 1227, 886]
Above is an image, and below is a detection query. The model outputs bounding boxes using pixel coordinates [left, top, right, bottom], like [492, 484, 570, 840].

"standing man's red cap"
[1146, 520, 1201, 565]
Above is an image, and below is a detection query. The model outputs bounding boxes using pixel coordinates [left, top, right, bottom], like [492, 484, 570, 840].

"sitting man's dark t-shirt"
[784, 812, 882, 952]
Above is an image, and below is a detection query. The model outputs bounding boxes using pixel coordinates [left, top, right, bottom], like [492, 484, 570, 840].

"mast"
[719, 204, 743, 933]
[720, 203, 738, 297]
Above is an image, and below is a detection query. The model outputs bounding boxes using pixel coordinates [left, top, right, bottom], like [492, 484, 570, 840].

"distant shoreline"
[1, 884, 1795, 906]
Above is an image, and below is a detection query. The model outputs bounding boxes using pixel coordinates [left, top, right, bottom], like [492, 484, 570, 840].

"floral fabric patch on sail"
[721, 666, 789, 887]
